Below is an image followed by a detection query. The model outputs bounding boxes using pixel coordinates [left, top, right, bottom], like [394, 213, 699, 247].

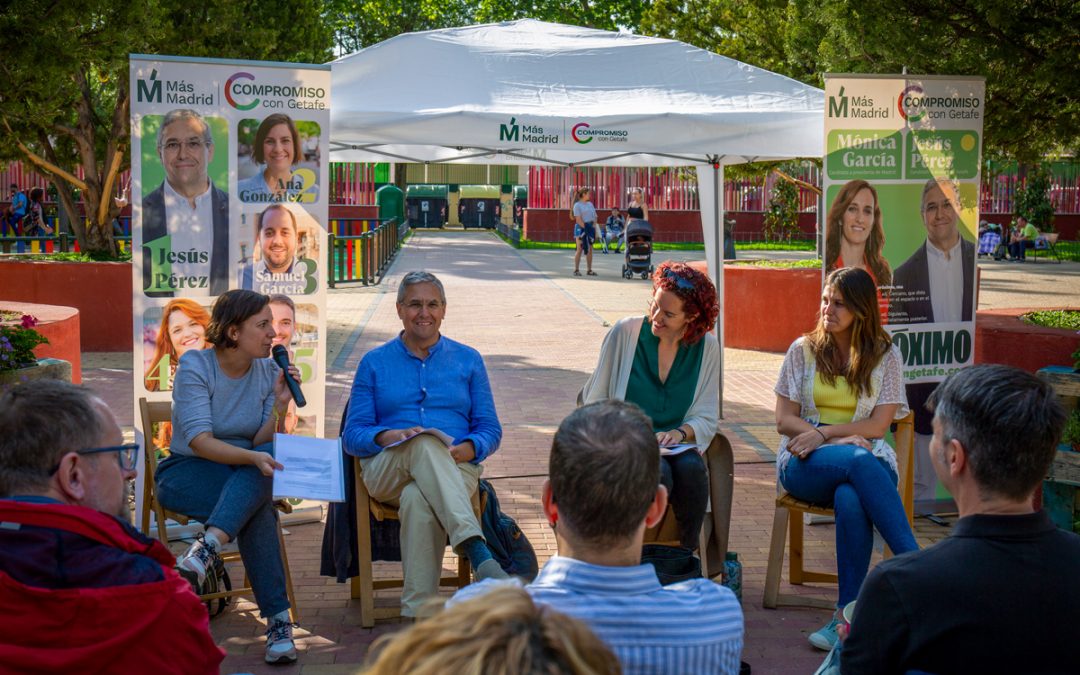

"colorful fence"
[327, 218, 405, 287]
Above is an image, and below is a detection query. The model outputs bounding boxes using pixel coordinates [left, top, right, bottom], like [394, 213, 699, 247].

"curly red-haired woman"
[581, 261, 720, 550]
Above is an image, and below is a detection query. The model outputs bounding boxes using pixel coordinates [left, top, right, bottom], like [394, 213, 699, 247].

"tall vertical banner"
[130, 55, 331, 529]
[823, 74, 985, 383]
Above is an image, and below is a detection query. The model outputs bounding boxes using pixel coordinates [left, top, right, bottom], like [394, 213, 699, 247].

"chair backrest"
[892, 411, 916, 525]
[137, 397, 173, 539]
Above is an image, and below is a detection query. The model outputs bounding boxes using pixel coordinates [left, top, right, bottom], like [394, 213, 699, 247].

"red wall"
[0, 260, 132, 352]
[975, 308, 1080, 372]
[329, 205, 380, 219]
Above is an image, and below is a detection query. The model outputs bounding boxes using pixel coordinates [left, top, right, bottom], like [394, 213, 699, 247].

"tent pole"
[713, 160, 724, 419]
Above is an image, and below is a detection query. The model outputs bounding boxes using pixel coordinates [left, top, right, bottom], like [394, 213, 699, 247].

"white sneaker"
[265, 616, 297, 664]
[176, 534, 220, 587]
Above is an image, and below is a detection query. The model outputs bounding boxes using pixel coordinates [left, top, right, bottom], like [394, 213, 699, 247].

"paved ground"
[81, 233, 1080, 674]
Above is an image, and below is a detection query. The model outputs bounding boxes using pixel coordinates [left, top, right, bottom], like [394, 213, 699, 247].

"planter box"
[975, 309, 1080, 374]
[0, 259, 131, 351]
[0, 357, 72, 390]
[1, 301, 82, 383]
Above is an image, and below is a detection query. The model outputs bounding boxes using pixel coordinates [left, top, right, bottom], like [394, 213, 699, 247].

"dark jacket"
[141, 181, 230, 297]
[890, 237, 975, 323]
[0, 499, 224, 674]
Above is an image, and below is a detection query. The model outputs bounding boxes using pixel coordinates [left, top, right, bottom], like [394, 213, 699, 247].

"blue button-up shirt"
[343, 333, 502, 463]
[451, 556, 744, 674]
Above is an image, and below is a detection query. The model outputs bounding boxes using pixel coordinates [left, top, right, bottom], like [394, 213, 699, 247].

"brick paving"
[77, 231, 1079, 674]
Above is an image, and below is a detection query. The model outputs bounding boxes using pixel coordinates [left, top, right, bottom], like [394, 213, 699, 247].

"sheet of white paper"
[382, 428, 455, 449]
[660, 443, 699, 457]
[272, 433, 345, 502]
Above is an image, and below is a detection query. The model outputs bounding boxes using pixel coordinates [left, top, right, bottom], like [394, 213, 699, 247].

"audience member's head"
[365, 585, 621, 675]
[547, 400, 664, 549]
[0, 381, 134, 520]
[927, 364, 1066, 503]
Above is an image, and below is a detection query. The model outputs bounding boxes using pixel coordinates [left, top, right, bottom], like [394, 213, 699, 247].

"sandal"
[573, 270, 582, 276]
[587, 270, 598, 276]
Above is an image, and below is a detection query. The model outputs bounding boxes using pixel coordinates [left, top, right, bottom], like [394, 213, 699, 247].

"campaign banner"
[130, 55, 331, 530]
[823, 74, 985, 385]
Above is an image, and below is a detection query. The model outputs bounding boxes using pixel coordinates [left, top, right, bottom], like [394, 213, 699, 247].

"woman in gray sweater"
[155, 289, 301, 664]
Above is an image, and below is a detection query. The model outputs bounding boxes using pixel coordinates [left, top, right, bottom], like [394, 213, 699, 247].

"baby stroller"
[622, 219, 654, 280]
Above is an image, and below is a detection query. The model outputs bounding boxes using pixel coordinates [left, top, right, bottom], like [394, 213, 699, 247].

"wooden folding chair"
[349, 455, 484, 627]
[643, 433, 735, 579]
[763, 412, 915, 609]
[138, 397, 299, 622]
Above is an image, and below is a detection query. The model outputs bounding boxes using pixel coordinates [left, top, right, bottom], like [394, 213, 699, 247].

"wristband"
[675, 427, 688, 443]
[814, 428, 827, 443]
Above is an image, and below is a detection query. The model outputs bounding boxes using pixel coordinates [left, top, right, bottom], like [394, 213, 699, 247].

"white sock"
[203, 531, 222, 552]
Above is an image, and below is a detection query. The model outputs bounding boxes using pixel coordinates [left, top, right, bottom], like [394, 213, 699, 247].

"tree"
[475, 0, 648, 30]
[327, 0, 479, 54]
[640, 0, 1080, 161]
[0, 1, 332, 256]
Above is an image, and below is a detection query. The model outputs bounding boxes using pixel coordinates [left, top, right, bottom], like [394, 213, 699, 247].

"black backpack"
[478, 479, 538, 581]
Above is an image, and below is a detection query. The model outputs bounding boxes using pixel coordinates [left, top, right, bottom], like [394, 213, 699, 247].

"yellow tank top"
[813, 373, 858, 425]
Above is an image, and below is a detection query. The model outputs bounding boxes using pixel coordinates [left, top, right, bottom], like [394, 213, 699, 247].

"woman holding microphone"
[155, 289, 301, 664]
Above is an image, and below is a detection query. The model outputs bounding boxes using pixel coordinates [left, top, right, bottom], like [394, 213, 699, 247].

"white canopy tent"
[329, 19, 824, 408]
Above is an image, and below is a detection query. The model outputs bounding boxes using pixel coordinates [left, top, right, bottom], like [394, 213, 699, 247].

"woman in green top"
[581, 261, 720, 549]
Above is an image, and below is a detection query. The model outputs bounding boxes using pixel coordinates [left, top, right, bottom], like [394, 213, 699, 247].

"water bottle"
[722, 551, 743, 602]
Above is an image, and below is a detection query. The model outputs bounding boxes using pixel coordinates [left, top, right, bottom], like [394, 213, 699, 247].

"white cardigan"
[581, 316, 720, 449]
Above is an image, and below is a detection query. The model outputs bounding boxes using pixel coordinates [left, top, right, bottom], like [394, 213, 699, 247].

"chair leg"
[456, 551, 471, 588]
[763, 506, 789, 609]
[788, 508, 805, 585]
[278, 520, 299, 624]
[353, 468, 376, 628]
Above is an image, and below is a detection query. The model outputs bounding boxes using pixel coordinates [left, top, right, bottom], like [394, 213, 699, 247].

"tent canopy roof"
[330, 20, 823, 167]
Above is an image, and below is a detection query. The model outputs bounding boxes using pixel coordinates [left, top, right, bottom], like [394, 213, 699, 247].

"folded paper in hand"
[383, 428, 455, 449]
[272, 433, 345, 502]
[660, 443, 699, 457]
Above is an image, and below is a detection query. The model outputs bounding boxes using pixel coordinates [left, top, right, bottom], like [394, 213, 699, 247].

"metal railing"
[328, 218, 407, 287]
[495, 221, 522, 247]
[0, 234, 131, 255]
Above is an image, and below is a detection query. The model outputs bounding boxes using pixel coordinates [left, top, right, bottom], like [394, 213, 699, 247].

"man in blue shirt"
[452, 400, 744, 674]
[343, 270, 507, 616]
[5, 183, 27, 236]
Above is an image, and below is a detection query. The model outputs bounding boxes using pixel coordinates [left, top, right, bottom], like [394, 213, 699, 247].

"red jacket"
[0, 500, 224, 675]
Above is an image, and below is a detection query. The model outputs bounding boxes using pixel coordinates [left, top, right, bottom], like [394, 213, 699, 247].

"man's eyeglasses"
[49, 443, 139, 475]
[161, 139, 209, 154]
[401, 300, 444, 312]
[663, 268, 696, 291]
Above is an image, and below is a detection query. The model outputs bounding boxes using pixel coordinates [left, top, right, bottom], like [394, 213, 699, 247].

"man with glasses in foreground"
[142, 107, 230, 297]
[340, 270, 508, 617]
[0, 380, 223, 674]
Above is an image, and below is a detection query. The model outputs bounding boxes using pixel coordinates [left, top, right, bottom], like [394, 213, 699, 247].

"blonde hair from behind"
[364, 585, 621, 675]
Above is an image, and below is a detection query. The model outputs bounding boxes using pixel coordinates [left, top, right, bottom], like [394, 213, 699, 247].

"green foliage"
[1021, 310, 1080, 331]
[1014, 164, 1056, 231]
[639, 0, 1080, 161]
[731, 258, 822, 269]
[762, 176, 800, 242]
[1073, 345, 1080, 372]
[1062, 410, 1080, 447]
[327, 0, 479, 53]
[0, 1, 332, 256]
[0, 314, 49, 371]
[735, 240, 815, 251]
[475, 0, 647, 30]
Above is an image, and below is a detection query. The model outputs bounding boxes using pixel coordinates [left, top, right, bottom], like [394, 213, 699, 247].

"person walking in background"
[572, 188, 598, 276]
[773, 267, 917, 652]
[4, 183, 27, 236]
[625, 187, 649, 224]
[22, 188, 51, 236]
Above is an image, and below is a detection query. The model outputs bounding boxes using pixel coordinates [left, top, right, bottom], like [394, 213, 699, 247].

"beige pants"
[359, 434, 483, 615]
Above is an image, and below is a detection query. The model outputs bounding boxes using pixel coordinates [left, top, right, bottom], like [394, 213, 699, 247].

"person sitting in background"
[774, 267, 917, 652]
[365, 585, 620, 675]
[1007, 215, 1039, 261]
[842, 365, 1080, 674]
[0, 381, 223, 674]
[453, 400, 744, 674]
[604, 208, 624, 253]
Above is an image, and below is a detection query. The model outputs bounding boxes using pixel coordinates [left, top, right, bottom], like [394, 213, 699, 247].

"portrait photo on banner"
[235, 203, 321, 295]
[140, 110, 230, 298]
[268, 298, 320, 437]
[824, 179, 978, 326]
[237, 115, 321, 205]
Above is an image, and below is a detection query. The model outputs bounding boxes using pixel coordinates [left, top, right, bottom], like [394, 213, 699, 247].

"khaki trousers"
[359, 434, 483, 615]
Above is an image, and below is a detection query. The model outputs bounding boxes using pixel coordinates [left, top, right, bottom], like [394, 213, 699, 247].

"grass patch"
[8, 250, 132, 262]
[1048, 239, 1080, 262]
[1022, 310, 1080, 331]
[735, 240, 815, 251]
[729, 258, 822, 269]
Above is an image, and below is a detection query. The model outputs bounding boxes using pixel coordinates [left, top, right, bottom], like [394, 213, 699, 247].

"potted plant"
[0, 312, 70, 387]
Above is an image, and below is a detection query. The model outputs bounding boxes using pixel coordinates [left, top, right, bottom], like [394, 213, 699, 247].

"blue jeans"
[780, 444, 918, 606]
[155, 442, 289, 618]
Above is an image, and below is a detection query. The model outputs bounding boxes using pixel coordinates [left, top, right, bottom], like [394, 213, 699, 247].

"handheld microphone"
[271, 345, 306, 408]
